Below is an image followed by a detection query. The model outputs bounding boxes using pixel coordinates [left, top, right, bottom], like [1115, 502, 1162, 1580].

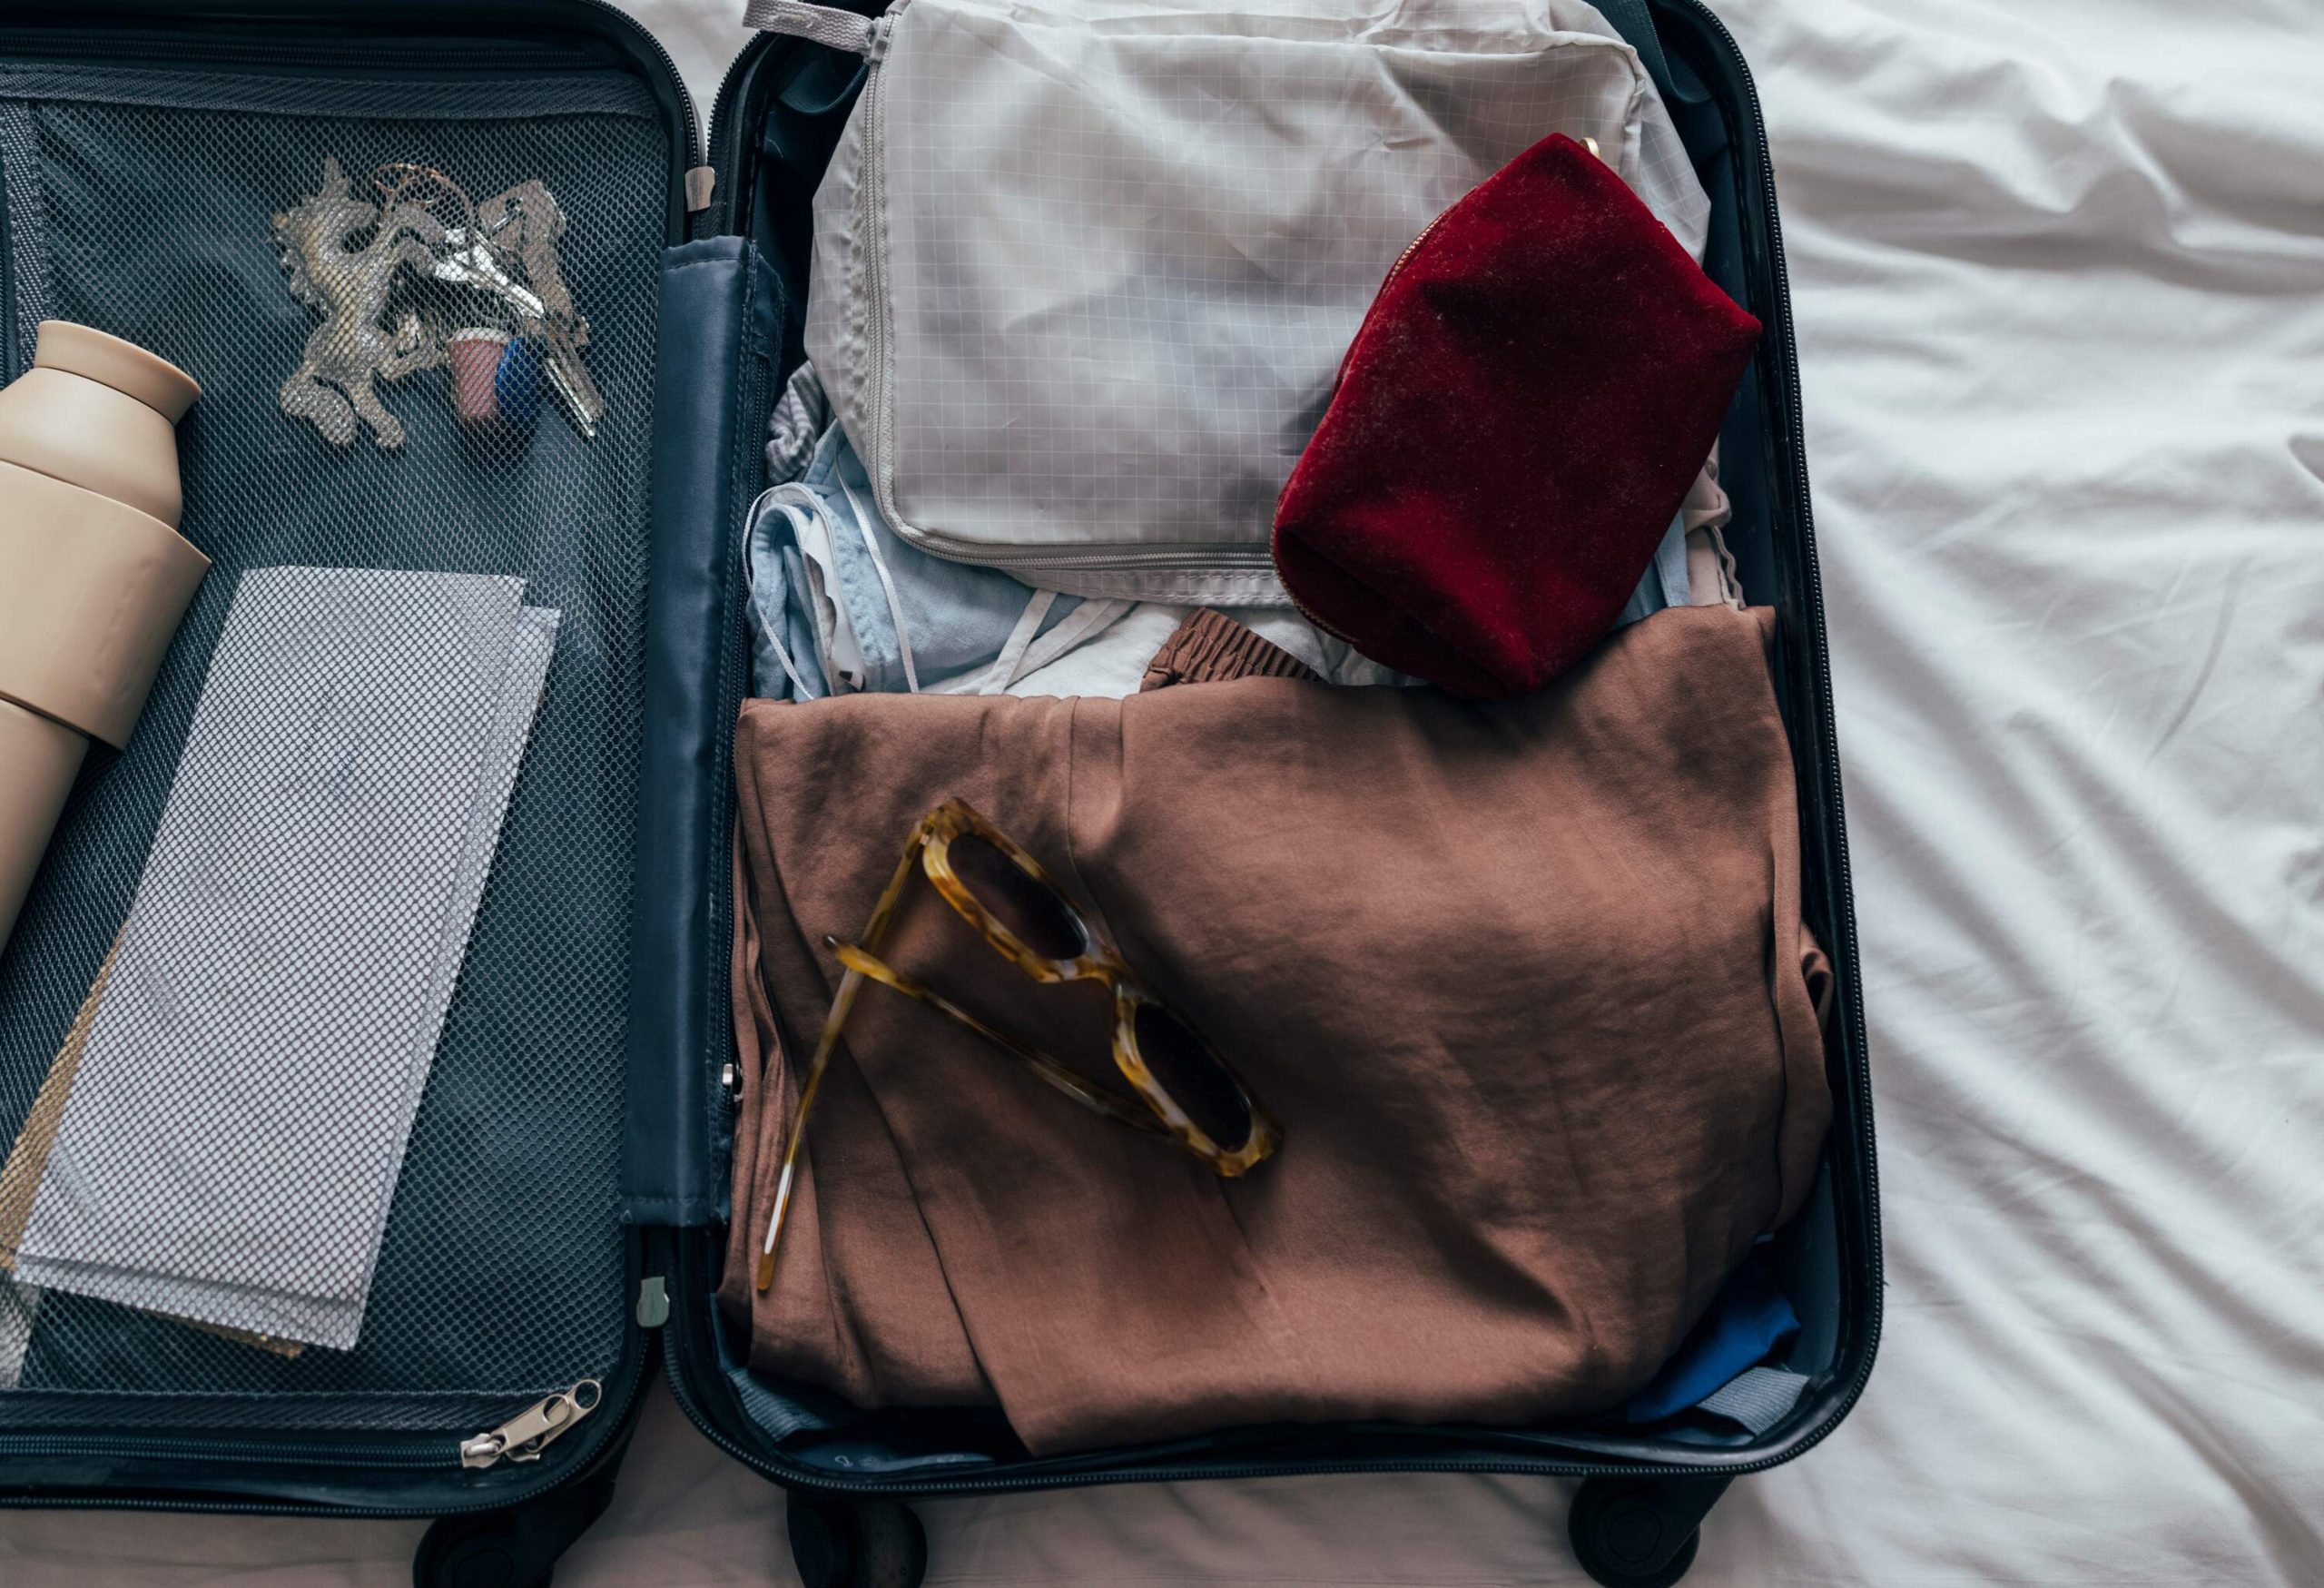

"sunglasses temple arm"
[757, 825, 936, 1295]
[830, 942, 1172, 1139]
[864, 814, 940, 939]
[755, 964, 865, 1293]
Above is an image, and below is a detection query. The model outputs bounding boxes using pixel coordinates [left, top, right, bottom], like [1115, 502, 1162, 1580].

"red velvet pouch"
[1272, 134, 1761, 698]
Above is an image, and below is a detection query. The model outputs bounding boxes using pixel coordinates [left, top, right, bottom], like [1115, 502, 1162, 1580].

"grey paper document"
[13, 567, 558, 1350]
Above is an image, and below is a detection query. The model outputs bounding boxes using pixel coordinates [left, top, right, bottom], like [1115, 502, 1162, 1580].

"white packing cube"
[753, 0, 1709, 603]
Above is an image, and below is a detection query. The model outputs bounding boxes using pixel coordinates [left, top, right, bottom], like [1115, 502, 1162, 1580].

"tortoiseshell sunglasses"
[754, 797, 1281, 1292]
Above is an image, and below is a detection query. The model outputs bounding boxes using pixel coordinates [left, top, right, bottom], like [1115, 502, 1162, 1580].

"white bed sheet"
[5, 1, 2322, 1583]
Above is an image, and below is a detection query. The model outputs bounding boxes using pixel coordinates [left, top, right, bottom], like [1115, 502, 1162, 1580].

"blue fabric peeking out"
[1620, 1255, 1799, 1424]
[746, 419, 1096, 699]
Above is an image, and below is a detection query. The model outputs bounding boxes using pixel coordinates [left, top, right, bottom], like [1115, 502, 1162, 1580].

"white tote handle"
[743, 0, 878, 54]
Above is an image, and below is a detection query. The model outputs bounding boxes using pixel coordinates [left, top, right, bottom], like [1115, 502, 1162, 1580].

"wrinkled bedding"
[4, 0, 2319, 1582]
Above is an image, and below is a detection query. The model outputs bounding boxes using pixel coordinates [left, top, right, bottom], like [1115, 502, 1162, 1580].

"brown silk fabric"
[723, 605, 1831, 1455]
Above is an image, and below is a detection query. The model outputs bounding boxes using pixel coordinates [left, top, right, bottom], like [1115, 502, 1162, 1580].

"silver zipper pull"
[459, 1379, 603, 1469]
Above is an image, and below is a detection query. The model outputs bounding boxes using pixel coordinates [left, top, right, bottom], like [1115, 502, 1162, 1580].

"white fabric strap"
[989, 589, 1057, 689]
[930, 589, 1057, 696]
[743, 0, 877, 54]
[923, 594, 1136, 697]
[1685, 524, 1744, 610]
[1007, 597, 1131, 684]
[1694, 1366, 1810, 1435]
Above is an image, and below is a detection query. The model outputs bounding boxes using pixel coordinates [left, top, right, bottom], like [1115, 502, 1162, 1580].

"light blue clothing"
[746, 488, 830, 701]
[745, 420, 1102, 699]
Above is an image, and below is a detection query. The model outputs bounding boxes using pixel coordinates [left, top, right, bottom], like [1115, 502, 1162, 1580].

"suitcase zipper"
[0, 25, 581, 70]
[459, 1379, 605, 1470]
[0, 1346, 647, 1518]
[0, 1370, 627, 1476]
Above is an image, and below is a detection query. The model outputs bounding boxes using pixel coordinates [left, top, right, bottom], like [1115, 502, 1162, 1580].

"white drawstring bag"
[746, 0, 1709, 604]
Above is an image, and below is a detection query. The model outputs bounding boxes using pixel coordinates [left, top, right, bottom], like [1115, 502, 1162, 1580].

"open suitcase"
[0, 3, 1879, 1584]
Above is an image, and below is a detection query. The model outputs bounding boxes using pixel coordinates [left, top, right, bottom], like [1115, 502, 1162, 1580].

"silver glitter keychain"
[273, 158, 606, 448]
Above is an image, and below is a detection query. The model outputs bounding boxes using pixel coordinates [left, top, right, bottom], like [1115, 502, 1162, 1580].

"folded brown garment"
[724, 605, 1830, 1455]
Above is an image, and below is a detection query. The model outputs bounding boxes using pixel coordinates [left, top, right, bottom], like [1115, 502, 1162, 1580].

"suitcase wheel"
[1567, 1475, 1728, 1588]
[412, 1468, 620, 1588]
[787, 1494, 930, 1588]
[412, 1513, 554, 1588]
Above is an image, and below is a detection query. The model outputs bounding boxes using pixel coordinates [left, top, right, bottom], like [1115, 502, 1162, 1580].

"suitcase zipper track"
[0, 0, 700, 181]
[0, 1340, 647, 1510]
[1656, 0, 1885, 1454]
[663, 1336, 1827, 1494]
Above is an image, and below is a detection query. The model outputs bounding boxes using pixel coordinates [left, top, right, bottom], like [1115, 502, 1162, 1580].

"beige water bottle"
[0, 321, 206, 954]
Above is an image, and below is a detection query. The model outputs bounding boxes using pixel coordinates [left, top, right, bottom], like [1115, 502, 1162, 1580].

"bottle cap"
[34, 321, 201, 424]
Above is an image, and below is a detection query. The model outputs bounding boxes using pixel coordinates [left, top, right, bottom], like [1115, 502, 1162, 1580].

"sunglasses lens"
[1132, 1002, 1253, 1153]
[947, 833, 1087, 961]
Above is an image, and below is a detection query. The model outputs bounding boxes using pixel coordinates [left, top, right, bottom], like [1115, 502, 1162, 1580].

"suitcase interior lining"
[700, 35, 1851, 1475]
[0, 60, 664, 1434]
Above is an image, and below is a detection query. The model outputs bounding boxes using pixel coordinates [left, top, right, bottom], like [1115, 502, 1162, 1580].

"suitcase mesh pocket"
[0, 72, 665, 1433]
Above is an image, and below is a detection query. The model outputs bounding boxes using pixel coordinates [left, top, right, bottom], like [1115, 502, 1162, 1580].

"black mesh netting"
[0, 70, 666, 1431]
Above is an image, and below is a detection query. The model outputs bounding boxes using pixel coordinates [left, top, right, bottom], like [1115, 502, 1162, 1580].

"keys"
[274, 158, 607, 447]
